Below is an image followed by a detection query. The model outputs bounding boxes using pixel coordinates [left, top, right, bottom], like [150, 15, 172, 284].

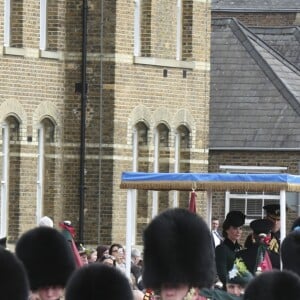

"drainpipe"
[97, 0, 104, 243]
[79, 0, 88, 243]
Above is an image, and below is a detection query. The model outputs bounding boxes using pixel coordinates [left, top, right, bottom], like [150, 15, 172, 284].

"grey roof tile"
[250, 27, 300, 69]
[210, 18, 300, 149]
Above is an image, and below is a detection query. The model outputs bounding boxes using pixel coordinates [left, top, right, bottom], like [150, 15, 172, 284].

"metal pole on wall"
[79, 0, 88, 243]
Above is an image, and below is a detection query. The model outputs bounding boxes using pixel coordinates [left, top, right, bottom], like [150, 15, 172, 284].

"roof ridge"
[225, 18, 300, 115]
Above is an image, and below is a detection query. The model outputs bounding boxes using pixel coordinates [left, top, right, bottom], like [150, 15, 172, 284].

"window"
[176, 0, 182, 60]
[40, 0, 47, 50]
[175, 125, 190, 207]
[222, 166, 287, 223]
[37, 118, 55, 224]
[1, 116, 20, 239]
[154, 124, 170, 213]
[134, 0, 192, 61]
[133, 122, 150, 244]
[4, 0, 23, 48]
[40, 0, 59, 51]
[228, 192, 280, 224]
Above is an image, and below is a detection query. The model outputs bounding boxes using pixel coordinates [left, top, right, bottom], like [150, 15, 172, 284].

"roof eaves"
[212, 8, 300, 13]
[209, 147, 300, 151]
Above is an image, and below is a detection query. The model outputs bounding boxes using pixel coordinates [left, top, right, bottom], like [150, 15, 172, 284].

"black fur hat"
[250, 219, 273, 235]
[0, 236, 7, 248]
[281, 231, 300, 277]
[244, 270, 300, 300]
[0, 247, 29, 300]
[65, 263, 133, 300]
[15, 226, 76, 291]
[142, 208, 215, 290]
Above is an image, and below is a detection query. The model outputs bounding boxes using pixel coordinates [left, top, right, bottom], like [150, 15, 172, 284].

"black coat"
[215, 238, 242, 288]
[236, 244, 280, 275]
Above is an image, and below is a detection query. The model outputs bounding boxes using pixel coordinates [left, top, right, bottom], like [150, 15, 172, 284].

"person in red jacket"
[59, 220, 83, 267]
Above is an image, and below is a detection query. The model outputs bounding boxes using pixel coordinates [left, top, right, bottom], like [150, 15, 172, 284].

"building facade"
[0, 0, 211, 245]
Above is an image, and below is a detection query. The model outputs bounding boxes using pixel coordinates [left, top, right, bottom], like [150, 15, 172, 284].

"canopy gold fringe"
[120, 181, 300, 192]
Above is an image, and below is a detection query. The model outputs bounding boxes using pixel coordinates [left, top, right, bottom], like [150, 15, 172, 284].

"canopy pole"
[125, 189, 133, 278]
[280, 189, 286, 270]
[152, 191, 158, 218]
[207, 190, 212, 229]
[280, 189, 286, 241]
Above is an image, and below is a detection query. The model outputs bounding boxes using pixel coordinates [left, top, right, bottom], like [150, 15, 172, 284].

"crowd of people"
[213, 204, 300, 299]
[1, 205, 300, 299]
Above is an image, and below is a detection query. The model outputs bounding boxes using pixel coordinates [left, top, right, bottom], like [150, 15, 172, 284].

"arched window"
[175, 125, 191, 207]
[133, 122, 149, 244]
[1, 116, 20, 240]
[154, 124, 170, 212]
[37, 118, 55, 224]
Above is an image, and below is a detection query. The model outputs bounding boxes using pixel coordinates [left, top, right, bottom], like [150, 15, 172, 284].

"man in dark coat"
[263, 204, 281, 253]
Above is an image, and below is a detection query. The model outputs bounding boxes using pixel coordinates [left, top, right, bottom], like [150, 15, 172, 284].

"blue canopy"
[120, 172, 300, 192]
[120, 171, 300, 277]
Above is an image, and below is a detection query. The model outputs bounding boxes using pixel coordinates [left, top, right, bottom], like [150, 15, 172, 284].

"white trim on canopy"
[120, 172, 300, 277]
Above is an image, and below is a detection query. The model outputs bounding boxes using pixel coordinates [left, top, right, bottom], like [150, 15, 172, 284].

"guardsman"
[263, 204, 281, 253]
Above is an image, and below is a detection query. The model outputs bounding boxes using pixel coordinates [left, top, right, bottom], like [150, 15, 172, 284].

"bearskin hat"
[0, 236, 7, 248]
[244, 270, 300, 300]
[250, 219, 273, 235]
[0, 247, 29, 300]
[281, 231, 300, 277]
[65, 263, 133, 300]
[142, 208, 215, 290]
[15, 226, 76, 291]
[291, 217, 300, 231]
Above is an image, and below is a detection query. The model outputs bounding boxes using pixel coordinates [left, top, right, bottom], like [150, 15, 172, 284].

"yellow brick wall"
[0, 0, 211, 246]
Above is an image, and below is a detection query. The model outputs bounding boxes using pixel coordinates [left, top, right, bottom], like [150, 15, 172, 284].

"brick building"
[0, 1, 211, 245]
[210, 0, 300, 232]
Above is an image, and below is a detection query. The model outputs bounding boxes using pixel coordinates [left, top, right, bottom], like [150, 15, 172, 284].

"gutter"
[209, 147, 300, 151]
[212, 8, 300, 13]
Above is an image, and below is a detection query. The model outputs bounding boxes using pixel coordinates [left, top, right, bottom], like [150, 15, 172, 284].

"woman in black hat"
[215, 211, 246, 290]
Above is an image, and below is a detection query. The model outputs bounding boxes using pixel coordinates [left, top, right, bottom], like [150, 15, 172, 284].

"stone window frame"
[36, 117, 56, 225]
[4, 0, 23, 48]
[133, 0, 195, 69]
[0, 115, 21, 238]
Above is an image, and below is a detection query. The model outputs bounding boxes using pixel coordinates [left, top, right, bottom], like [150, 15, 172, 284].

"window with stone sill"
[134, 0, 193, 61]
[4, 0, 23, 48]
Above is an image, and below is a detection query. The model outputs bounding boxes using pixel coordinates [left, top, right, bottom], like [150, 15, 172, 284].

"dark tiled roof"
[250, 27, 300, 69]
[209, 18, 300, 149]
[212, 0, 300, 11]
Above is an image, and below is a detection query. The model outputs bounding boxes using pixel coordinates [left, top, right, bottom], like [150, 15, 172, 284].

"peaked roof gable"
[250, 26, 300, 69]
[210, 18, 300, 149]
